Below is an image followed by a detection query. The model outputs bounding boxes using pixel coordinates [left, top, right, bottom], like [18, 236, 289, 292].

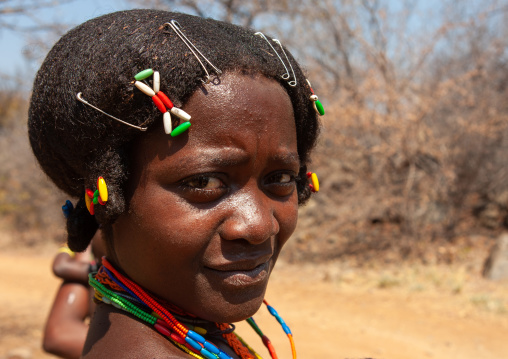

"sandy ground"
[0, 248, 507, 359]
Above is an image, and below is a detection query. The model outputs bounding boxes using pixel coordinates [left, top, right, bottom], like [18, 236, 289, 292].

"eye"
[276, 173, 293, 184]
[186, 176, 223, 189]
[264, 171, 297, 197]
[179, 174, 227, 203]
[268, 173, 293, 184]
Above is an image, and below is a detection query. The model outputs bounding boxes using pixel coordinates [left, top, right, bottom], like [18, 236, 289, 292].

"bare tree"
[128, 0, 294, 27]
[3, 0, 508, 261]
[0, 0, 78, 84]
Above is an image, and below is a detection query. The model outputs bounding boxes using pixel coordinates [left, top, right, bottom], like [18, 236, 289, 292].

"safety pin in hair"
[76, 93, 147, 131]
[254, 32, 297, 87]
[166, 20, 222, 84]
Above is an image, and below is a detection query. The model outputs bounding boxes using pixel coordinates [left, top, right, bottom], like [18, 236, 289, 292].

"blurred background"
[0, 1, 507, 358]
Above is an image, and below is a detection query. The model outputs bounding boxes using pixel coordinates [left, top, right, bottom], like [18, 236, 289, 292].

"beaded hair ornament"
[253, 32, 323, 194]
[77, 69, 192, 138]
[76, 19, 222, 137]
[133, 68, 192, 136]
[84, 177, 108, 215]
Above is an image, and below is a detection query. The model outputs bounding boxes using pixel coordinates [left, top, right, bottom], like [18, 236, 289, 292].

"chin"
[217, 298, 265, 323]
[195, 286, 267, 323]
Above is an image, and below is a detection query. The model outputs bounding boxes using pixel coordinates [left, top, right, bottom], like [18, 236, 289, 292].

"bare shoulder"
[82, 304, 185, 358]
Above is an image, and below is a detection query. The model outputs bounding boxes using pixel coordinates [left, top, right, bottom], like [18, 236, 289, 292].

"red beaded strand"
[102, 259, 188, 337]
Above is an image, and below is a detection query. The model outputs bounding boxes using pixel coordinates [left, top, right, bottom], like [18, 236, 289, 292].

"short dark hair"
[28, 9, 320, 251]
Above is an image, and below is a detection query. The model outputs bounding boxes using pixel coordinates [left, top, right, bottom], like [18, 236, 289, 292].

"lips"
[206, 253, 272, 271]
[204, 255, 272, 288]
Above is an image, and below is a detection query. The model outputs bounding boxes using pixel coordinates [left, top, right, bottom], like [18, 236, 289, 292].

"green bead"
[134, 68, 154, 81]
[171, 121, 192, 137]
[315, 100, 325, 116]
[93, 197, 98, 205]
[89, 277, 158, 325]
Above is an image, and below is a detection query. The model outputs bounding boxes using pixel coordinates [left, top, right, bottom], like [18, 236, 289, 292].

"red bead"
[89, 202, 95, 215]
[262, 336, 278, 358]
[156, 319, 171, 329]
[152, 95, 167, 113]
[154, 323, 171, 337]
[102, 258, 186, 336]
[307, 172, 312, 178]
[267, 342, 277, 357]
[86, 188, 95, 198]
[171, 333, 187, 345]
[98, 197, 105, 205]
[157, 91, 174, 109]
[262, 335, 271, 347]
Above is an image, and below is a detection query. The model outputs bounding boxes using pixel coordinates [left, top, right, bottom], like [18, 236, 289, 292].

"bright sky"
[0, 0, 135, 88]
[0, 0, 453, 90]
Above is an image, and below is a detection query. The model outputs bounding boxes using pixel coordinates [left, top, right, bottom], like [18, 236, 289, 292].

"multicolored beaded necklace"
[89, 258, 296, 359]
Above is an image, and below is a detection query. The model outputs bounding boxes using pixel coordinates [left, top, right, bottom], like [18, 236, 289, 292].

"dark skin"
[52, 249, 91, 285]
[44, 231, 107, 359]
[43, 282, 90, 359]
[83, 72, 299, 358]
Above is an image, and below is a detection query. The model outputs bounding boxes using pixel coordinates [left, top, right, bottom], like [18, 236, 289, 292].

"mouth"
[204, 257, 272, 288]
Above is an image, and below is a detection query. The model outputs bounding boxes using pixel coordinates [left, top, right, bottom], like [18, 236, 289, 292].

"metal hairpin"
[76, 92, 147, 131]
[254, 32, 297, 87]
[166, 20, 222, 84]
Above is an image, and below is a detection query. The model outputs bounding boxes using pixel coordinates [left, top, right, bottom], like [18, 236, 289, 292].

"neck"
[90, 258, 258, 359]
[89, 258, 296, 359]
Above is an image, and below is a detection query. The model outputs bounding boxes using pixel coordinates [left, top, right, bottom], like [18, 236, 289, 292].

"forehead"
[134, 72, 297, 163]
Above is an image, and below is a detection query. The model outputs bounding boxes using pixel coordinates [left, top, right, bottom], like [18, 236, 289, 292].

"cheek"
[132, 182, 226, 251]
[277, 196, 299, 247]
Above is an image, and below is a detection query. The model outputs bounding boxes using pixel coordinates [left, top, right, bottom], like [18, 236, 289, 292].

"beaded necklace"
[89, 258, 297, 359]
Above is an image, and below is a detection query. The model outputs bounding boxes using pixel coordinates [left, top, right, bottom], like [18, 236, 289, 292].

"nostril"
[218, 188, 281, 243]
[220, 206, 279, 244]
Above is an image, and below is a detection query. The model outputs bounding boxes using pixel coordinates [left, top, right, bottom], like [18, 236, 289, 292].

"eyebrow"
[174, 146, 300, 170]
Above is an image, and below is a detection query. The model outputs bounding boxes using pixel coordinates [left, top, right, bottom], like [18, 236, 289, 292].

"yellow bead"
[311, 172, 319, 192]
[151, 311, 162, 319]
[194, 326, 207, 335]
[97, 177, 108, 202]
[85, 192, 92, 212]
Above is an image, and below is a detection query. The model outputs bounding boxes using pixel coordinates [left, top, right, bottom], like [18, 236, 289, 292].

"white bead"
[170, 107, 191, 121]
[153, 71, 160, 93]
[163, 111, 172, 134]
[310, 94, 318, 101]
[134, 81, 155, 97]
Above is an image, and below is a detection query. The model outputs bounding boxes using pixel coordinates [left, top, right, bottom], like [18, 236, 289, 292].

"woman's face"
[111, 72, 299, 323]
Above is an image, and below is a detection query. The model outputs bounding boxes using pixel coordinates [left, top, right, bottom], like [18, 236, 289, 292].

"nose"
[219, 188, 279, 244]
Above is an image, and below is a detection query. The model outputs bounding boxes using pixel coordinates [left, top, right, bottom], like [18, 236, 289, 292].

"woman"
[29, 9, 322, 358]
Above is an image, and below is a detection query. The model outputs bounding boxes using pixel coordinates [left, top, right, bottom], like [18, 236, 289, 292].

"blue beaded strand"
[265, 303, 292, 335]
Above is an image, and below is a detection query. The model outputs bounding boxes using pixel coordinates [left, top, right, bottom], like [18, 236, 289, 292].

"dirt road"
[1, 250, 507, 359]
